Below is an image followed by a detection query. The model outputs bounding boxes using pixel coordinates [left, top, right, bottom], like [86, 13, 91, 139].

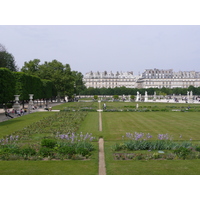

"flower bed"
[0, 133, 95, 161]
[112, 132, 200, 160]
[0, 111, 96, 161]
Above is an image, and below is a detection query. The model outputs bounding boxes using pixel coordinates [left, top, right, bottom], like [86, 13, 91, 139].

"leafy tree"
[37, 60, 75, 98]
[41, 79, 54, 100]
[113, 95, 119, 99]
[21, 59, 40, 75]
[93, 95, 98, 100]
[0, 43, 18, 71]
[0, 68, 15, 106]
[72, 71, 86, 95]
[130, 95, 135, 100]
[13, 72, 31, 101]
[13, 72, 45, 107]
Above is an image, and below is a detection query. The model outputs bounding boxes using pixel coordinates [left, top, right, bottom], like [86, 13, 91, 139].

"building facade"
[140, 68, 200, 88]
[83, 69, 200, 89]
[83, 71, 136, 88]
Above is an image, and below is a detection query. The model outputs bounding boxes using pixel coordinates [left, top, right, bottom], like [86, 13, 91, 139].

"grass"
[104, 141, 200, 175]
[52, 102, 98, 111]
[101, 112, 200, 141]
[0, 109, 99, 175]
[0, 112, 56, 138]
[1, 101, 200, 175]
[0, 144, 98, 175]
[104, 101, 200, 109]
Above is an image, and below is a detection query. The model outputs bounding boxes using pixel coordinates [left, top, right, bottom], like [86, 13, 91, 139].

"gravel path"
[98, 138, 106, 175]
[99, 111, 102, 131]
[0, 102, 63, 122]
[98, 102, 106, 175]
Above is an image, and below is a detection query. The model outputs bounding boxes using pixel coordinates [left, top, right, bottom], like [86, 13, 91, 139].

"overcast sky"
[1, 25, 200, 75]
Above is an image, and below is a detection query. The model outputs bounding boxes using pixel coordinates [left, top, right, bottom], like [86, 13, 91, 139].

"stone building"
[140, 68, 200, 88]
[83, 69, 200, 89]
[83, 71, 136, 88]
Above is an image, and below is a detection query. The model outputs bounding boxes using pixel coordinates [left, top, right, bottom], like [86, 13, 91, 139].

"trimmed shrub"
[41, 138, 57, 148]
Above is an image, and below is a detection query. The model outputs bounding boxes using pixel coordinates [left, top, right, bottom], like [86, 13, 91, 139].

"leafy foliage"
[0, 68, 15, 104]
[0, 44, 18, 72]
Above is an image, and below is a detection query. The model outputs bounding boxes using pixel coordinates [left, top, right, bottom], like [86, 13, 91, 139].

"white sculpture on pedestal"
[144, 91, 148, 102]
[28, 94, 34, 113]
[13, 95, 21, 111]
[136, 91, 140, 102]
[153, 91, 156, 101]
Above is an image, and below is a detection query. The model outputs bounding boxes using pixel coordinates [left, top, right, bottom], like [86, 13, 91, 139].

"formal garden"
[1, 101, 200, 174]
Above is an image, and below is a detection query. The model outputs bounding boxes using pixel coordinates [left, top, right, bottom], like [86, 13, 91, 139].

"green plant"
[174, 147, 192, 160]
[135, 154, 143, 160]
[93, 95, 98, 100]
[38, 147, 54, 157]
[21, 147, 36, 156]
[195, 146, 200, 152]
[41, 138, 57, 148]
[113, 95, 119, 100]
[57, 146, 76, 155]
[152, 153, 160, 159]
[77, 147, 91, 157]
[130, 95, 135, 100]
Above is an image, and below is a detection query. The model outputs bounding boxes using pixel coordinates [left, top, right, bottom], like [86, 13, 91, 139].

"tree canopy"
[21, 59, 86, 98]
[0, 43, 18, 72]
[0, 68, 15, 104]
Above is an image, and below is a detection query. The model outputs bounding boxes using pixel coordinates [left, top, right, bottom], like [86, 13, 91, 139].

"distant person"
[20, 109, 24, 115]
[17, 110, 21, 116]
[5, 110, 13, 118]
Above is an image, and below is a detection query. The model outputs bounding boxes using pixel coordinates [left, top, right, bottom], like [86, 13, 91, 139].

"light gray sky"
[1, 0, 200, 76]
[1, 25, 200, 75]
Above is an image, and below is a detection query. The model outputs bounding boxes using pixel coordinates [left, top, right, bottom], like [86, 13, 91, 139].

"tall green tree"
[13, 72, 31, 101]
[21, 59, 40, 76]
[38, 60, 75, 98]
[0, 68, 15, 106]
[0, 43, 18, 71]
[41, 79, 55, 99]
[72, 71, 86, 95]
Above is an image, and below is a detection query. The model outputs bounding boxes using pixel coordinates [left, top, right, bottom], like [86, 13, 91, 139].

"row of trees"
[80, 85, 200, 96]
[0, 68, 56, 106]
[0, 43, 86, 107]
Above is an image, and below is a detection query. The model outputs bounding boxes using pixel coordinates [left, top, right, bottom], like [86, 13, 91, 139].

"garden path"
[0, 102, 62, 122]
[98, 138, 106, 175]
[97, 101, 106, 174]
[99, 111, 102, 131]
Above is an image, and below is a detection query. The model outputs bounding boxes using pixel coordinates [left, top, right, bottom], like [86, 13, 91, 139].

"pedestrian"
[17, 110, 21, 116]
[20, 109, 24, 115]
[5, 111, 13, 118]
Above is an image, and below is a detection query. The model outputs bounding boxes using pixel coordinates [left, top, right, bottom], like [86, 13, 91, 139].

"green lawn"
[0, 112, 56, 137]
[101, 112, 200, 140]
[104, 141, 200, 175]
[0, 160, 97, 175]
[0, 145, 98, 175]
[1, 101, 200, 175]
[104, 101, 200, 109]
[0, 110, 99, 175]
[52, 102, 98, 110]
